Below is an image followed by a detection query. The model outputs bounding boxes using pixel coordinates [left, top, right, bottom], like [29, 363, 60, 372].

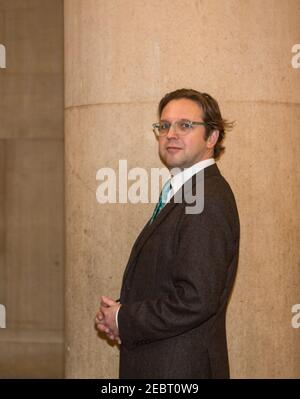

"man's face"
[158, 98, 214, 170]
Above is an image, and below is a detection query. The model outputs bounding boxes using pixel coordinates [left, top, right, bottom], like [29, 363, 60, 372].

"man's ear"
[207, 130, 219, 149]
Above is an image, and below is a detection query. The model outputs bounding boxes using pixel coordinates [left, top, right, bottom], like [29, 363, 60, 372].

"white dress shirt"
[115, 158, 216, 331]
[167, 158, 215, 203]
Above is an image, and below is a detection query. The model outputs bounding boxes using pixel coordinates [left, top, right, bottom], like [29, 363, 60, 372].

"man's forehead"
[160, 98, 203, 119]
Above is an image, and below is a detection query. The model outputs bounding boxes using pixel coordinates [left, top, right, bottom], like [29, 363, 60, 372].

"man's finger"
[101, 296, 116, 307]
[106, 333, 121, 344]
[100, 306, 109, 318]
[107, 332, 116, 341]
[95, 316, 104, 325]
[96, 311, 104, 320]
[96, 323, 111, 334]
[100, 296, 110, 307]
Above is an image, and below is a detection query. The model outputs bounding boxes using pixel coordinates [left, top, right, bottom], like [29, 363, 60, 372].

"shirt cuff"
[115, 305, 121, 330]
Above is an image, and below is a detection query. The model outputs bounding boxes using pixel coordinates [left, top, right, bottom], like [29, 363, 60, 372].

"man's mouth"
[167, 146, 182, 154]
[166, 146, 182, 153]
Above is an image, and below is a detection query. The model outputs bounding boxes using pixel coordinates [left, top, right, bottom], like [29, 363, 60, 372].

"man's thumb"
[101, 296, 115, 306]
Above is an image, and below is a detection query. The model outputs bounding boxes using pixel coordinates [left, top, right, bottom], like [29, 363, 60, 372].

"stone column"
[64, 0, 300, 378]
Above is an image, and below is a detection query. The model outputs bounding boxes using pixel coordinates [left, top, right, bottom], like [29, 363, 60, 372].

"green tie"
[150, 179, 172, 224]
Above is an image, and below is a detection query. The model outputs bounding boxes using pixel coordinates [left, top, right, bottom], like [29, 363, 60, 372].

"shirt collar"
[168, 158, 215, 201]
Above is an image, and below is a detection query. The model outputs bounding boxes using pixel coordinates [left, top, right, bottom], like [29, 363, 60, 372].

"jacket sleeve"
[118, 198, 237, 349]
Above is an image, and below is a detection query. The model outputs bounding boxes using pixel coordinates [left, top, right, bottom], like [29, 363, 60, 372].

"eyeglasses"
[152, 119, 207, 137]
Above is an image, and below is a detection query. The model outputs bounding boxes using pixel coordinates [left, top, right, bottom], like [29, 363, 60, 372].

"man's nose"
[166, 123, 178, 139]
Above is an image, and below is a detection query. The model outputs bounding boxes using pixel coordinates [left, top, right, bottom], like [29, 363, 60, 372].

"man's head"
[154, 88, 233, 170]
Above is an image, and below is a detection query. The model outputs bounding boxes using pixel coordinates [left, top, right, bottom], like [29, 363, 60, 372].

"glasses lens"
[153, 120, 196, 136]
[158, 122, 170, 135]
[177, 120, 193, 133]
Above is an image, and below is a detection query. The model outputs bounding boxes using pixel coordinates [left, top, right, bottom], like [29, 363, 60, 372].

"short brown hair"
[158, 88, 234, 160]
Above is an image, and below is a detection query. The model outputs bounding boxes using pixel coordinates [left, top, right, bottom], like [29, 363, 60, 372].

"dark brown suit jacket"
[117, 163, 240, 379]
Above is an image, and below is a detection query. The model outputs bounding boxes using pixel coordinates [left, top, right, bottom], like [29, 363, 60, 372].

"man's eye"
[159, 123, 170, 130]
[180, 122, 192, 130]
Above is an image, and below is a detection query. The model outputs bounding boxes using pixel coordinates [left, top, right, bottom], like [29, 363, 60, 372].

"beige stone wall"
[0, 0, 64, 378]
[64, 0, 300, 378]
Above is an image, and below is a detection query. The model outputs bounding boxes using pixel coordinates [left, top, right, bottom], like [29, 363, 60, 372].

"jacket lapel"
[132, 163, 220, 257]
[121, 198, 179, 287]
[133, 197, 178, 256]
[121, 163, 221, 287]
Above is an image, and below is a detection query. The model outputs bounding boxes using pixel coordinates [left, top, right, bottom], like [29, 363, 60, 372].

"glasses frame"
[152, 119, 207, 138]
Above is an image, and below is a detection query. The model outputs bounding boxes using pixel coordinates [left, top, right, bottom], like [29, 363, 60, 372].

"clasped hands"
[95, 296, 122, 345]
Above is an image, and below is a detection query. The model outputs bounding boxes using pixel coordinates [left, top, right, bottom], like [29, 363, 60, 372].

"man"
[95, 88, 240, 379]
